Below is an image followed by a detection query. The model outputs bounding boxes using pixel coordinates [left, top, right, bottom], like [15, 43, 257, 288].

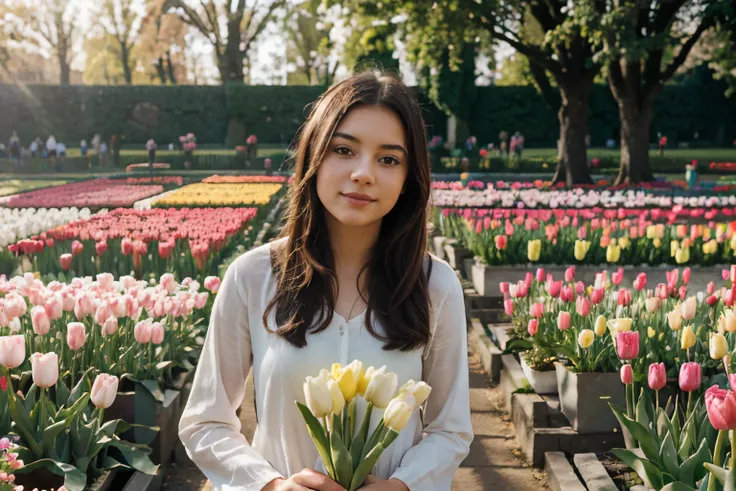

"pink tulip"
[575, 281, 585, 295]
[565, 266, 575, 283]
[707, 294, 719, 307]
[4, 294, 26, 319]
[682, 267, 691, 285]
[30, 306, 50, 336]
[30, 352, 58, 388]
[547, 281, 562, 298]
[620, 364, 633, 385]
[59, 253, 73, 270]
[0, 336, 25, 369]
[612, 268, 624, 286]
[103, 316, 118, 337]
[679, 362, 701, 392]
[194, 291, 209, 309]
[44, 295, 63, 320]
[66, 322, 86, 351]
[151, 322, 165, 345]
[121, 238, 134, 256]
[706, 385, 736, 430]
[91, 374, 119, 409]
[648, 362, 667, 391]
[134, 320, 152, 344]
[729, 374, 736, 392]
[94, 303, 111, 326]
[535, 268, 545, 283]
[160, 273, 176, 294]
[527, 318, 538, 336]
[495, 235, 507, 250]
[708, 282, 716, 295]
[560, 286, 574, 303]
[74, 293, 95, 320]
[633, 273, 647, 291]
[576, 296, 591, 317]
[71, 241, 84, 256]
[504, 299, 514, 316]
[95, 241, 108, 256]
[108, 296, 126, 318]
[524, 272, 533, 289]
[530, 303, 544, 318]
[727, 290, 736, 308]
[204, 276, 221, 294]
[617, 288, 632, 307]
[557, 311, 571, 331]
[616, 331, 639, 360]
[723, 269, 731, 281]
[499, 282, 509, 295]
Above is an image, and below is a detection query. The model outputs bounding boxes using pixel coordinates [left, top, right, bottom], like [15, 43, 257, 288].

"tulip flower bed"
[0, 208, 95, 248]
[431, 185, 736, 210]
[0, 179, 164, 209]
[0, 271, 223, 489]
[125, 176, 184, 186]
[497, 266, 736, 489]
[201, 174, 287, 184]
[7, 207, 262, 280]
[151, 182, 283, 208]
[0, 179, 69, 198]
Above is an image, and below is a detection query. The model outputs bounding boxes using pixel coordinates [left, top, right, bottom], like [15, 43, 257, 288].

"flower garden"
[0, 175, 286, 490]
[431, 178, 736, 490]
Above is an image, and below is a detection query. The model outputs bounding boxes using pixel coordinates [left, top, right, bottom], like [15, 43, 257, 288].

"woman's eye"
[380, 156, 400, 166]
[334, 146, 352, 156]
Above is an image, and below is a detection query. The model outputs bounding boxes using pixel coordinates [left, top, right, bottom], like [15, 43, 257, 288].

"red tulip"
[95, 241, 108, 255]
[494, 235, 507, 250]
[59, 253, 72, 271]
[679, 362, 701, 392]
[121, 238, 134, 256]
[616, 331, 639, 360]
[648, 362, 667, 391]
[536, 268, 545, 283]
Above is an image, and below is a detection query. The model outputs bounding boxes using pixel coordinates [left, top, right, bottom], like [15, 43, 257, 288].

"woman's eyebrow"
[333, 131, 407, 155]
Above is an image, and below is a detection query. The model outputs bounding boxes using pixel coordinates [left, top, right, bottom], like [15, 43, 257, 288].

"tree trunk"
[155, 58, 168, 84]
[58, 50, 70, 85]
[551, 84, 593, 186]
[613, 97, 655, 185]
[166, 52, 177, 84]
[121, 47, 133, 85]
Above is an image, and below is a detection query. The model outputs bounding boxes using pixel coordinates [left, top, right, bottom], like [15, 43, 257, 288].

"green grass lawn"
[522, 147, 736, 160]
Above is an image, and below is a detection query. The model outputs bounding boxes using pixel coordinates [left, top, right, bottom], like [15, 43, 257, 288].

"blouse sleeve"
[389, 273, 474, 490]
[178, 260, 284, 491]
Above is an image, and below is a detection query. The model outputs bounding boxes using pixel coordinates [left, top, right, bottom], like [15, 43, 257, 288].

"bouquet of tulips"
[296, 361, 431, 491]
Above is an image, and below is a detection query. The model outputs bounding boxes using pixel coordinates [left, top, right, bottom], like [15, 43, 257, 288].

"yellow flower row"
[154, 183, 283, 207]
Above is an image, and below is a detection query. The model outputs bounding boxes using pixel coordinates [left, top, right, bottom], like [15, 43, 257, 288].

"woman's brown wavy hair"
[263, 70, 433, 351]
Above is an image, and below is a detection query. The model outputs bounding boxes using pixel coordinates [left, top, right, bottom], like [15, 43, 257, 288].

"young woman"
[179, 71, 473, 491]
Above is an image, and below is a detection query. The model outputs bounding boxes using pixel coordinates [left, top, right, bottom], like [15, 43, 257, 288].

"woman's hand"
[262, 469, 347, 491]
[358, 475, 410, 491]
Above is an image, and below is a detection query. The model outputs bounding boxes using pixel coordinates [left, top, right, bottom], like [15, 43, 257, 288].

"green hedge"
[1, 83, 734, 147]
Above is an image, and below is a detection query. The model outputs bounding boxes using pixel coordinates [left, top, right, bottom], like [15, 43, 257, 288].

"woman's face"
[316, 105, 409, 229]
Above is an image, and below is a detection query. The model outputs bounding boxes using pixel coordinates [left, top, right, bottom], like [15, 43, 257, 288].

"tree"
[592, 0, 726, 184]
[166, 0, 286, 83]
[138, 1, 188, 84]
[380, 0, 602, 185]
[6, 0, 78, 85]
[284, 0, 339, 85]
[98, 0, 141, 85]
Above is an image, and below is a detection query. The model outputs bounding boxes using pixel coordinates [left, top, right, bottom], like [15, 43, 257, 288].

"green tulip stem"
[38, 388, 47, 437]
[731, 429, 736, 471]
[655, 389, 659, 415]
[98, 407, 105, 424]
[70, 354, 76, 390]
[708, 430, 727, 491]
[686, 391, 693, 420]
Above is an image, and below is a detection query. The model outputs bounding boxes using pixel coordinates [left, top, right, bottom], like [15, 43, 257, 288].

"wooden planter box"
[555, 364, 626, 434]
[14, 468, 117, 491]
[444, 240, 472, 270]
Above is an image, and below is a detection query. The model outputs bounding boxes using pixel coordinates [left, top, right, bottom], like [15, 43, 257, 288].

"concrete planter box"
[472, 262, 724, 297]
[556, 363, 625, 434]
[520, 355, 558, 395]
[432, 236, 447, 259]
[444, 240, 472, 270]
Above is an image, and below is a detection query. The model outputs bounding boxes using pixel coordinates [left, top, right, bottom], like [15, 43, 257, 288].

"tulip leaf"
[14, 458, 88, 491]
[678, 438, 710, 486]
[636, 391, 653, 437]
[678, 413, 698, 462]
[609, 403, 660, 464]
[296, 402, 334, 478]
[657, 408, 676, 446]
[8, 393, 42, 457]
[612, 448, 664, 490]
[105, 439, 159, 475]
[703, 463, 728, 487]
[42, 420, 69, 456]
[659, 432, 680, 479]
[24, 384, 38, 413]
[351, 429, 366, 472]
[55, 377, 71, 408]
[349, 442, 386, 491]
[330, 416, 353, 490]
[661, 482, 698, 491]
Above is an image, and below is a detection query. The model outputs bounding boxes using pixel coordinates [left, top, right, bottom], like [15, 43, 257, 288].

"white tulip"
[364, 366, 398, 409]
[384, 393, 416, 432]
[327, 379, 345, 415]
[304, 369, 333, 418]
[397, 380, 432, 407]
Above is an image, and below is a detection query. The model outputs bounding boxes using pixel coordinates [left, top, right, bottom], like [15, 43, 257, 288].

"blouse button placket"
[338, 324, 348, 365]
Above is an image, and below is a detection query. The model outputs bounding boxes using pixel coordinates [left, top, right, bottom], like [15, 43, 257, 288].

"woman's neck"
[326, 215, 380, 274]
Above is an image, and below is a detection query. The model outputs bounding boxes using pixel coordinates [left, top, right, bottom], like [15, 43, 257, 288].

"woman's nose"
[351, 157, 376, 185]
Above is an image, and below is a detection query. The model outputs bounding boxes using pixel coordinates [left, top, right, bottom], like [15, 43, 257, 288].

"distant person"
[8, 131, 22, 171]
[606, 138, 616, 149]
[92, 133, 101, 166]
[513, 131, 525, 159]
[80, 139, 88, 157]
[99, 141, 108, 167]
[168, 142, 174, 151]
[29, 138, 38, 158]
[46, 135, 57, 170]
[585, 134, 591, 148]
[146, 138, 157, 178]
[499, 130, 509, 157]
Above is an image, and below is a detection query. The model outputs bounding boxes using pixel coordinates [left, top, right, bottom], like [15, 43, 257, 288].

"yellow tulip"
[331, 362, 359, 402]
[327, 379, 345, 415]
[619, 236, 629, 249]
[704, 228, 712, 241]
[357, 366, 375, 396]
[595, 315, 607, 336]
[646, 226, 656, 239]
[710, 333, 729, 360]
[615, 318, 633, 332]
[528, 239, 541, 262]
[578, 329, 595, 348]
[730, 235, 736, 251]
[154, 183, 282, 206]
[648, 326, 657, 338]
[574, 240, 591, 261]
[668, 308, 683, 331]
[670, 240, 680, 257]
[653, 238, 662, 248]
[675, 247, 690, 264]
[606, 244, 621, 263]
[721, 310, 736, 333]
[681, 325, 696, 350]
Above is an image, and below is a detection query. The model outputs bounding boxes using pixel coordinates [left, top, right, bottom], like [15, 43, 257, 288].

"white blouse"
[178, 238, 473, 491]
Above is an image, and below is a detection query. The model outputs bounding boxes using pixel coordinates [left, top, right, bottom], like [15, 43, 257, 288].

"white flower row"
[431, 188, 735, 209]
[0, 207, 98, 247]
